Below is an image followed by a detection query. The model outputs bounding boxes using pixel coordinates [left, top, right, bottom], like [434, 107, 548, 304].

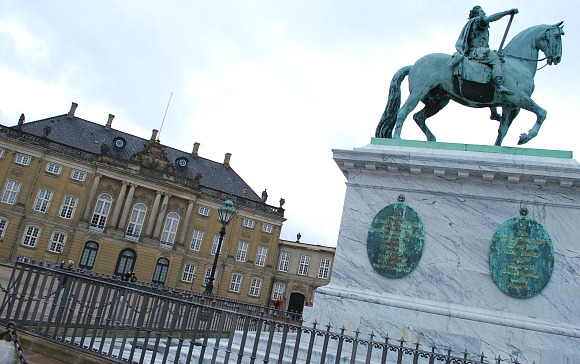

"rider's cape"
[450, 17, 478, 73]
[450, 17, 494, 85]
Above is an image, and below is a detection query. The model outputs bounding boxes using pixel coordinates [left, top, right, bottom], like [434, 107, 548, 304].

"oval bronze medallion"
[367, 198, 425, 278]
[489, 214, 554, 298]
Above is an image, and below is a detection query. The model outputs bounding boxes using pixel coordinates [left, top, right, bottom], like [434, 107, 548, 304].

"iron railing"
[0, 258, 521, 363]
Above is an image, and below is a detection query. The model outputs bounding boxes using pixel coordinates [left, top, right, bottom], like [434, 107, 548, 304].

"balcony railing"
[159, 241, 174, 250]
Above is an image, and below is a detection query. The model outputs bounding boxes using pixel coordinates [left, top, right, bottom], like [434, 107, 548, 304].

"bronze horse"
[375, 22, 564, 146]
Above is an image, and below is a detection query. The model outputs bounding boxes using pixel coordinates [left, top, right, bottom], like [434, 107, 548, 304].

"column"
[109, 182, 128, 229]
[145, 191, 162, 236]
[178, 200, 195, 247]
[117, 184, 136, 230]
[81, 173, 101, 221]
[153, 194, 170, 238]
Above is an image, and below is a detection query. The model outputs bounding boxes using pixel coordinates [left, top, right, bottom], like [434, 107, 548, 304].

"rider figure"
[455, 6, 519, 95]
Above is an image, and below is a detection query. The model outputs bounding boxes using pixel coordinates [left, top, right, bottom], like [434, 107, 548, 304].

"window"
[236, 241, 249, 262]
[2, 179, 22, 205]
[59, 195, 78, 219]
[14, 153, 31, 166]
[45, 162, 62, 175]
[278, 251, 291, 272]
[272, 282, 285, 300]
[126, 203, 147, 241]
[261, 223, 273, 234]
[79, 242, 98, 270]
[115, 249, 136, 276]
[203, 268, 212, 286]
[298, 255, 311, 276]
[0, 217, 8, 239]
[90, 193, 112, 231]
[229, 273, 243, 293]
[198, 205, 210, 217]
[189, 229, 204, 251]
[48, 232, 67, 253]
[211, 234, 222, 255]
[255, 246, 268, 266]
[152, 258, 170, 286]
[160, 212, 180, 249]
[21, 225, 41, 248]
[319, 258, 331, 279]
[242, 218, 254, 228]
[182, 264, 197, 283]
[33, 188, 53, 213]
[249, 277, 262, 297]
[71, 170, 86, 182]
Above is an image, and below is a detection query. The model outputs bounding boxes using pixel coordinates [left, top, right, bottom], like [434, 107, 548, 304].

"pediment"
[130, 141, 175, 174]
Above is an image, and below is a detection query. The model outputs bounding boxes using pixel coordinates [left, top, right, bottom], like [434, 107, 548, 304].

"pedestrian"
[274, 295, 282, 311]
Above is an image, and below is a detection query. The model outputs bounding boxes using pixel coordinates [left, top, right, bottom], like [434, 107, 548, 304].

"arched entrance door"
[287, 292, 305, 318]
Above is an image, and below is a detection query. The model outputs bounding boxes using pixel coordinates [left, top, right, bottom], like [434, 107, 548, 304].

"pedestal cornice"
[333, 139, 579, 188]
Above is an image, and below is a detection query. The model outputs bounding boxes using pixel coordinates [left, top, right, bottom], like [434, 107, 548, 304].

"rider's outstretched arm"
[485, 8, 518, 24]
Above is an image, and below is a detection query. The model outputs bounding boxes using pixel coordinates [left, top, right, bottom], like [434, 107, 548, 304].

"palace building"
[0, 102, 334, 311]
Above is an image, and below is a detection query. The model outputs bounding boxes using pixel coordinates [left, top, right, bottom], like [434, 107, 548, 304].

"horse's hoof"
[518, 133, 528, 145]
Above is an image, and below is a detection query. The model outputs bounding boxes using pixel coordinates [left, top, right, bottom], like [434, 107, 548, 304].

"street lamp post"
[204, 199, 237, 295]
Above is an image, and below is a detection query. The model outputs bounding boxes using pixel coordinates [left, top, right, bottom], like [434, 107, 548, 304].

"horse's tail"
[375, 65, 412, 138]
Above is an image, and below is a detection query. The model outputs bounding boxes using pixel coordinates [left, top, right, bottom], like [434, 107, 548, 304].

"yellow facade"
[0, 107, 334, 310]
[271, 238, 335, 313]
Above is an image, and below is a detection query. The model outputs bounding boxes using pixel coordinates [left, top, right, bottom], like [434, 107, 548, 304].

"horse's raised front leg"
[494, 107, 520, 146]
[393, 87, 431, 139]
[504, 93, 547, 145]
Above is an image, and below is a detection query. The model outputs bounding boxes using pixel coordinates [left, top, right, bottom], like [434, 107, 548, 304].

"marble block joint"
[303, 139, 580, 363]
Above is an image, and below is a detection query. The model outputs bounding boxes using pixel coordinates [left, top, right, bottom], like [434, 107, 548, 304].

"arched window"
[79, 241, 99, 270]
[90, 193, 112, 231]
[152, 258, 170, 286]
[160, 212, 180, 249]
[115, 248, 136, 276]
[126, 203, 147, 241]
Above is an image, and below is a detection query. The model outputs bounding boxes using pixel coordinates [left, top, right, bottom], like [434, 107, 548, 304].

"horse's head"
[538, 22, 565, 65]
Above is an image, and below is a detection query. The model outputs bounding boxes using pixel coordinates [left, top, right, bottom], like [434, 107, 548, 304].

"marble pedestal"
[303, 139, 580, 363]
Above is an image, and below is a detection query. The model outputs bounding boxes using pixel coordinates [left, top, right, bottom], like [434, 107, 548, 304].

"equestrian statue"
[375, 6, 564, 146]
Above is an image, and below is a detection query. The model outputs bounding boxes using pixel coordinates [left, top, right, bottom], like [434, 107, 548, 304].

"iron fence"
[0, 258, 520, 363]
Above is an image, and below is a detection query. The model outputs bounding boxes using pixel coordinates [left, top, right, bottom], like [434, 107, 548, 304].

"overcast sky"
[1, 1, 577, 247]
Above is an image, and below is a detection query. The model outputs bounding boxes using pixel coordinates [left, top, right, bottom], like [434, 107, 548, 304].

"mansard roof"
[13, 113, 262, 202]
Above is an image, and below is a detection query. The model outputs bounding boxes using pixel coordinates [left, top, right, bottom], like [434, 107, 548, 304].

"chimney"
[223, 153, 232, 168]
[150, 129, 159, 142]
[192, 142, 200, 158]
[105, 114, 114, 130]
[67, 102, 78, 119]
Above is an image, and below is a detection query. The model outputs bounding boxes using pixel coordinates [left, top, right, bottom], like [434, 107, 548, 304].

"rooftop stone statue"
[375, 6, 564, 146]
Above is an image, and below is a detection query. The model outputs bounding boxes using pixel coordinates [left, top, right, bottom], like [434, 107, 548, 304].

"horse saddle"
[451, 55, 495, 103]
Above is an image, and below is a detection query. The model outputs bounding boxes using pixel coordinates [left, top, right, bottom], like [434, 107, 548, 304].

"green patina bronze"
[370, 138, 573, 159]
[367, 195, 425, 278]
[489, 209, 554, 298]
[374, 5, 565, 147]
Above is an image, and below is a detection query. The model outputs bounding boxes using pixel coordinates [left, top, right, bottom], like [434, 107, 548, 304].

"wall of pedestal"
[304, 140, 580, 363]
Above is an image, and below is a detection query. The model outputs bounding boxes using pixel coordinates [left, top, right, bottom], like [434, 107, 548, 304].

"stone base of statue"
[303, 139, 580, 363]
